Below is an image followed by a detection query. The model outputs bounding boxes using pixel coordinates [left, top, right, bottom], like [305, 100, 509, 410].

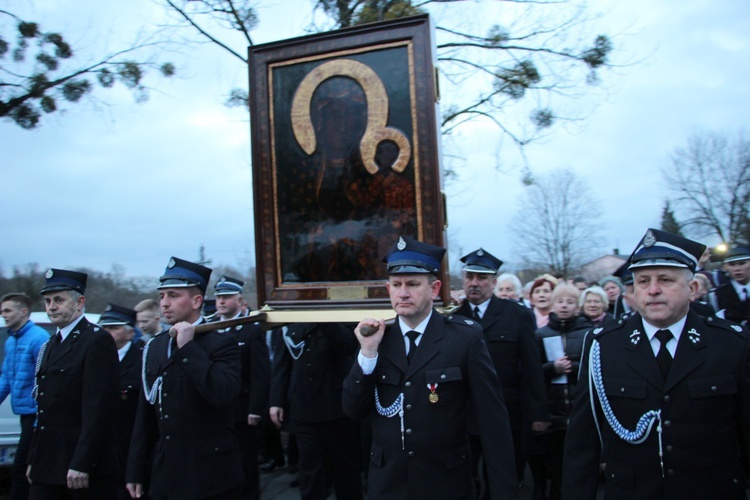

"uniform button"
[663, 420, 671, 427]
[405, 429, 412, 435]
[734, 478, 740, 484]
[215, 447, 220, 452]
[41, 375, 46, 379]
[664, 395, 671, 403]
[40, 426, 45, 431]
[306, 348, 311, 352]
[405, 404, 412, 411]
[667, 469, 675, 477]
[39, 410, 43, 414]
[666, 445, 673, 452]
[163, 393, 168, 398]
[440, 374, 446, 380]
[306, 363, 311, 367]
[381, 375, 387, 380]
[60, 369, 64, 372]
[181, 358, 189, 364]
[408, 451, 414, 457]
[165, 436, 171, 441]
[711, 386, 718, 392]
[39, 392, 44, 397]
[620, 387, 625, 393]
[405, 381, 412, 387]
[164, 415, 169, 419]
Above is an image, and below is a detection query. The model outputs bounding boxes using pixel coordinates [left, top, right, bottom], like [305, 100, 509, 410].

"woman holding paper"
[530, 284, 587, 500]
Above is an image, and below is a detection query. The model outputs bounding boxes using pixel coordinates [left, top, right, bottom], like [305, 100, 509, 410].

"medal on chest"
[427, 383, 439, 403]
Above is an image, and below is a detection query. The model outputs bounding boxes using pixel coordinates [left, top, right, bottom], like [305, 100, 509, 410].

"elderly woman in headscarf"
[530, 274, 558, 328]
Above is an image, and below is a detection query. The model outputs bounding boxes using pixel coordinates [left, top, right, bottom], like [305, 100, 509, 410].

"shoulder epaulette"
[701, 314, 747, 336]
[446, 314, 482, 331]
[590, 316, 630, 339]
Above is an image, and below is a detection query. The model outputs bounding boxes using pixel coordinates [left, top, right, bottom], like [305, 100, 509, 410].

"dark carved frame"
[249, 15, 449, 308]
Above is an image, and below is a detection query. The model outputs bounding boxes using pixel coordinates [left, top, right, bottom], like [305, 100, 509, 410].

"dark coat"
[536, 314, 588, 432]
[343, 311, 518, 500]
[270, 322, 358, 423]
[562, 312, 750, 500]
[457, 296, 548, 430]
[114, 339, 144, 479]
[28, 316, 120, 485]
[126, 324, 243, 499]
[714, 283, 750, 325]
[213, 320, 270, 422]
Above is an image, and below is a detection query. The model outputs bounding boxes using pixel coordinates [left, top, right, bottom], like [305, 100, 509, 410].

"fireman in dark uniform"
[126, 257, 243, 499]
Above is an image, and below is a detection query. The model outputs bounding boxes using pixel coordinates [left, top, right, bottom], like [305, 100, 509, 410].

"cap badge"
[731, 325, 742, 332]
[397, 236, 406, 251]
[219, 277, 227, 284]
[477, 249, 484, 256]
[688, 328, 701, 344]
[105, 304, 112, 311]
[168, 258, 176, 269]
[45, 269, 54, 279]
[643, 230, 657, 248]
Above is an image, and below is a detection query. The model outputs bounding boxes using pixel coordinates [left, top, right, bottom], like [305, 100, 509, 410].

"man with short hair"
[343, 236, 518, 499]
[99, 304, 144, 500]
[713, 242, 750, 326]
[562, 229, 750, 499]
[126, 257, 243, 499]
[28, 269, 120, 499]
[134, 299, 162, 340]
[455, 248, 549, 496]
[0, 293, 50, 500]
[213, 275, 269, 500]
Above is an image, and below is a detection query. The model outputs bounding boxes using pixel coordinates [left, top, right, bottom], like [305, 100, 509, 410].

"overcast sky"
[2, 0, 749, 283]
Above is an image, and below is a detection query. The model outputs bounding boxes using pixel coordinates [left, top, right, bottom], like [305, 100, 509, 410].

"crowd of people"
[0, 231, 748, 500]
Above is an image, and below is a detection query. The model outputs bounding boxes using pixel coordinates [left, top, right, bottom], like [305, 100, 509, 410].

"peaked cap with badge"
[723, 241, 750, 263]
[157, 256, 212, 295]
[40, 268, 88, 295]
[628, 228, 706, 273]
[383, 236, 446, 276]
[214, 275, 245, 296]
[460, 248, 503, 274]
[99, 303, 137, 327]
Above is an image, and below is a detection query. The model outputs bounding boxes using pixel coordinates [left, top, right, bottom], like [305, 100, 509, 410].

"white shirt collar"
[731, 279, 749, 298]
[399, 310, 433, 336]
[118, 341, 133, 362]
[642, 314, 688, 344]
[470, 298, 491, 318]
[58, 314, 85, 341]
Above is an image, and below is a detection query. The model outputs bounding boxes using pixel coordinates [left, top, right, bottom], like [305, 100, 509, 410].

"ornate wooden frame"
[249, 15, 449, 308]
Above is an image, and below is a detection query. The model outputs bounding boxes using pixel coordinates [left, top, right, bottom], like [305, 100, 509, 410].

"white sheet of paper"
[543, 336, 567, 384]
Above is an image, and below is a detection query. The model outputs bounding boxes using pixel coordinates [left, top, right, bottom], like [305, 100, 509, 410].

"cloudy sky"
[2, 0, 749, 283]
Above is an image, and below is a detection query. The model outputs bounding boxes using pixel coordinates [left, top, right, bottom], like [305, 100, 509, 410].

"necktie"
[405, 330, 420, 364]
[742, 287, 747, 302]
[655, 329, 673, 380]
[473, 306, 481, 321]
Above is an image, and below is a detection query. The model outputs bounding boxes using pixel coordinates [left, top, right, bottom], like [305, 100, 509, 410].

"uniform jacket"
[0, 320, 50, 415]
[28, 316, 120, 484]
[714, 283, 750, 325]
[126, 323, 243, 499]
[114, 339, 144, 479]
[271, 322, 358, 423]
[562, 312, 750, 500]
[343, 311, 518, 500]
[457, 297, 548, 430]
[213, 319, 270, 423]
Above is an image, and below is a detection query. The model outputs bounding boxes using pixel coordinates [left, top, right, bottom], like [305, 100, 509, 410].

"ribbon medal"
[427, 383, 439, 403]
